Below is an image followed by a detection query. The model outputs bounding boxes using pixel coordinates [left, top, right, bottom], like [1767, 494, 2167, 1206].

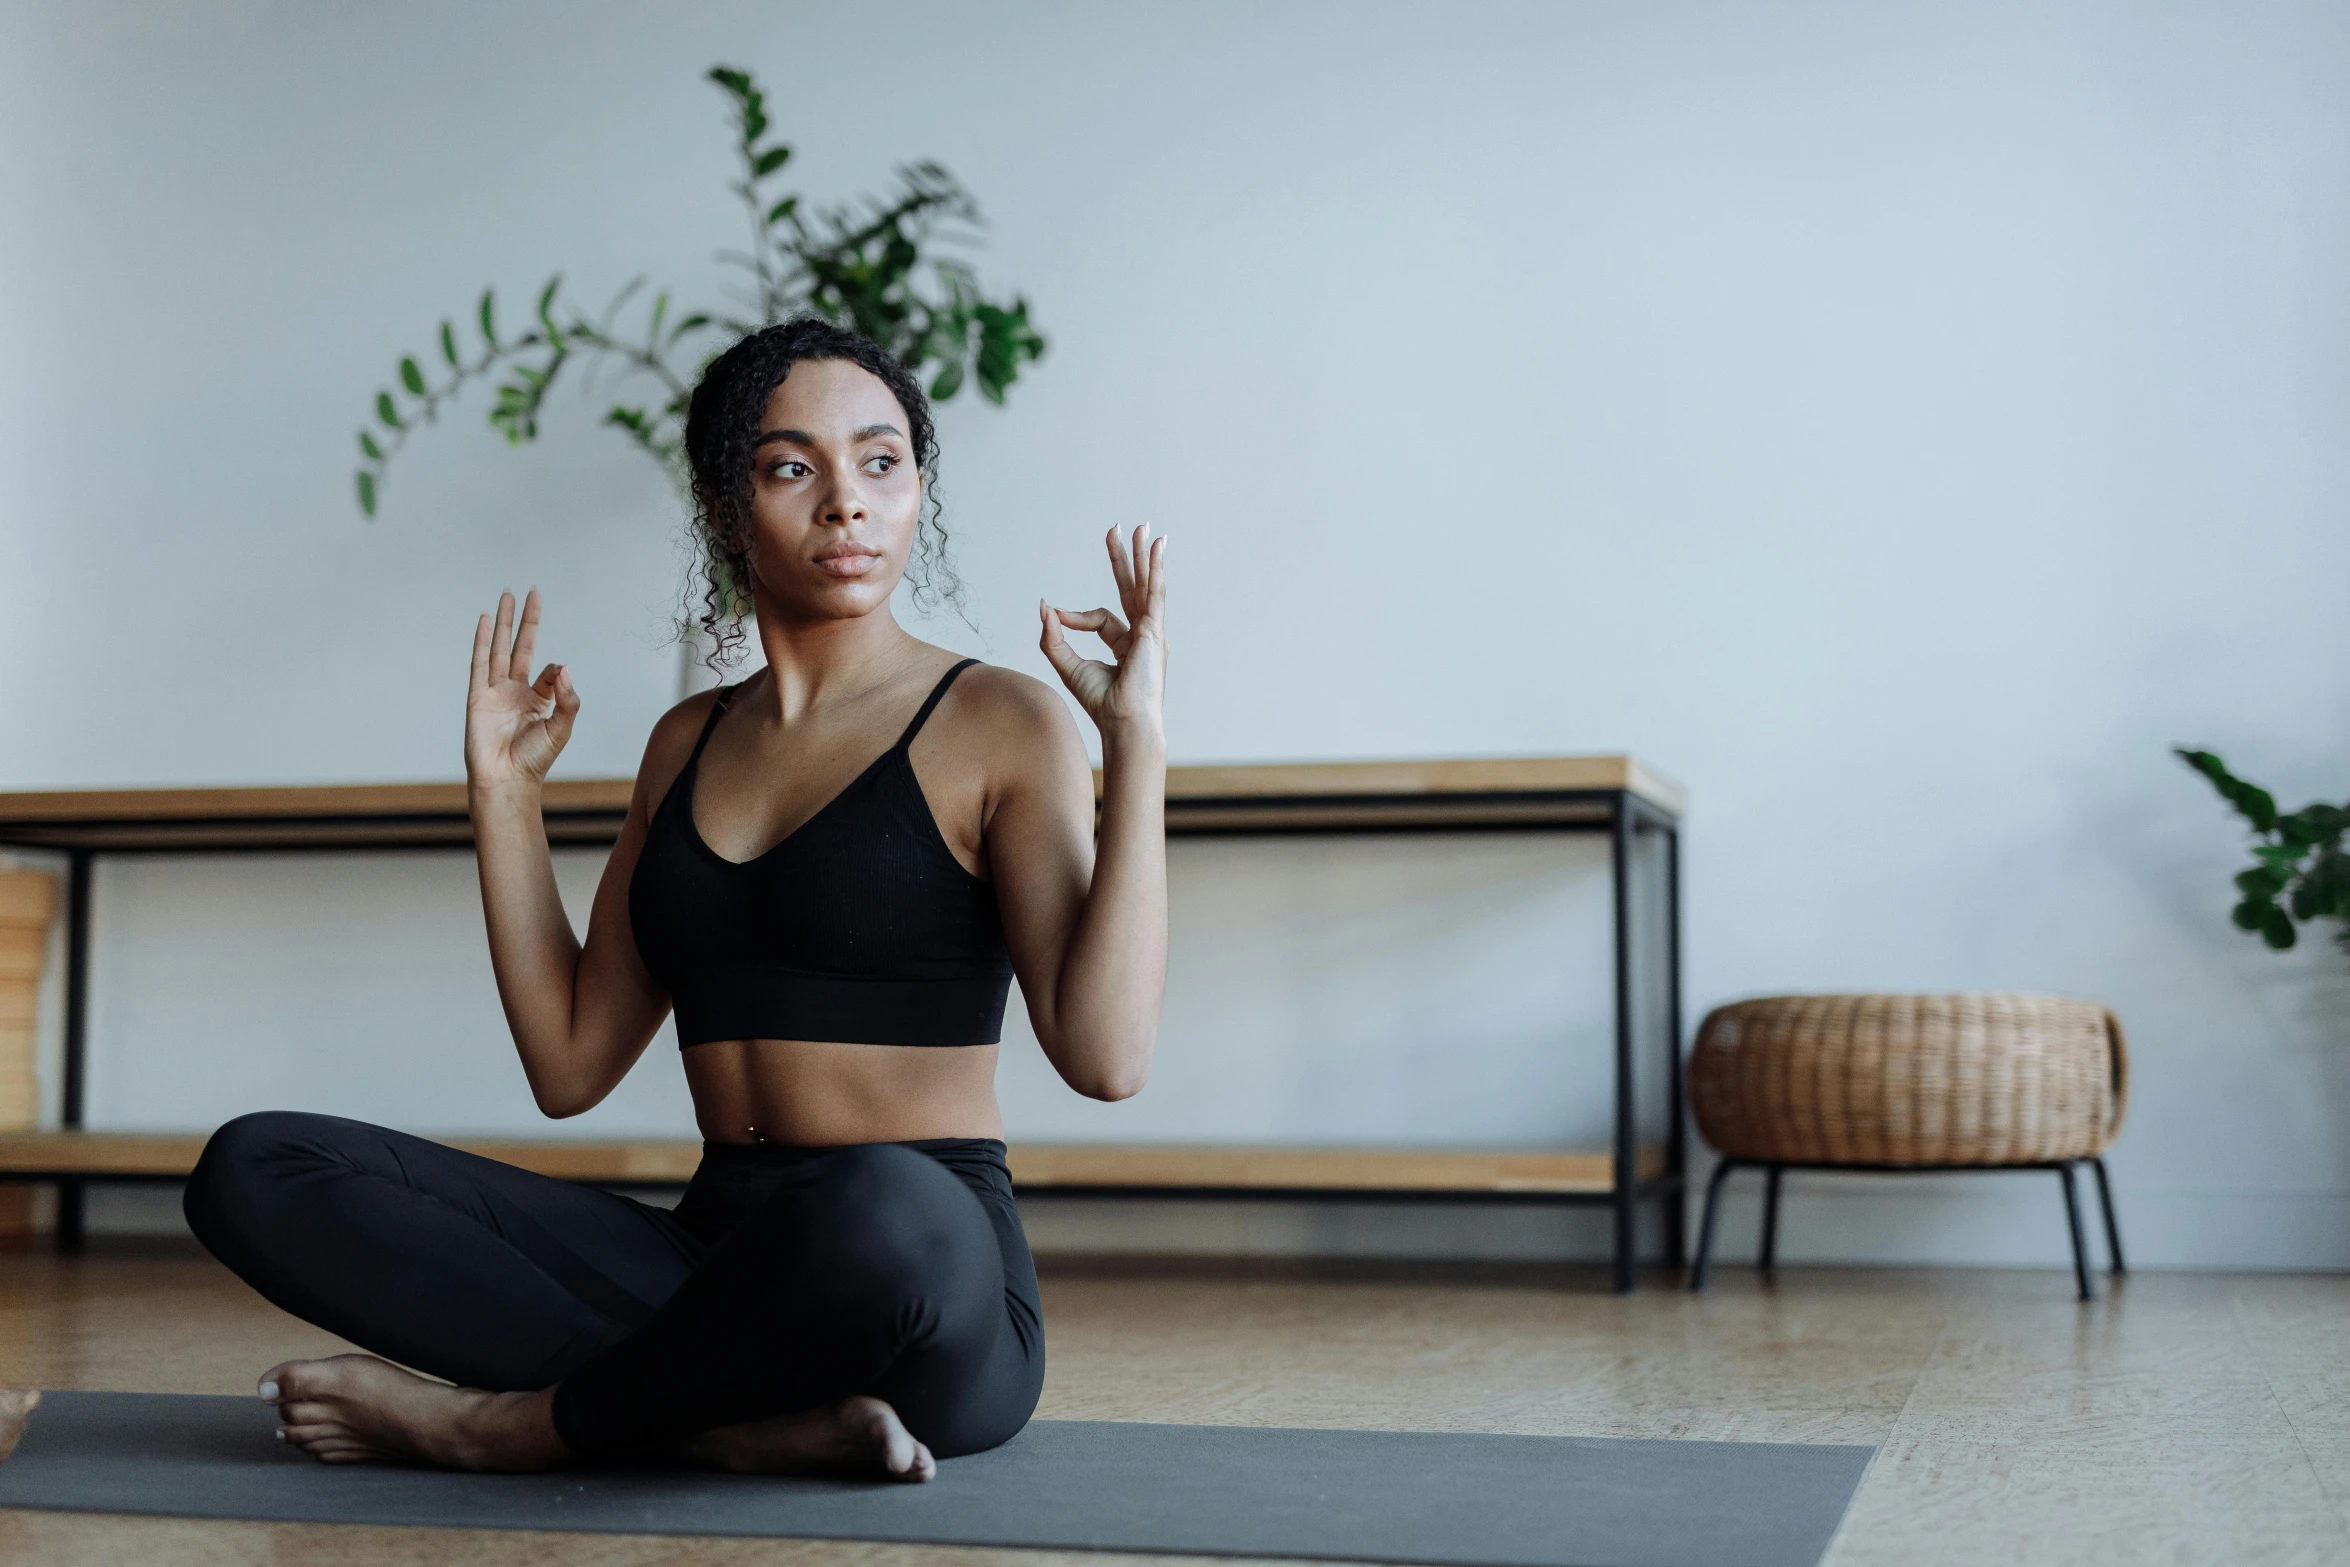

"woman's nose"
[820, 481, 868, 524]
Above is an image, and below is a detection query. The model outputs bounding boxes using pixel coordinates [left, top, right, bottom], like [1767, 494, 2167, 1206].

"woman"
[171, 317, 1168, 1479]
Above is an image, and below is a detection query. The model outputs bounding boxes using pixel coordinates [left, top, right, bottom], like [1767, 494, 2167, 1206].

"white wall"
[5, 0, 2350, 1266]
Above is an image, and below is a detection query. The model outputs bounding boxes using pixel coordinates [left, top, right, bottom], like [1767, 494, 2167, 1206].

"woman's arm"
[465, 590, 683, 1117]
[990, 527, 1169, 1100]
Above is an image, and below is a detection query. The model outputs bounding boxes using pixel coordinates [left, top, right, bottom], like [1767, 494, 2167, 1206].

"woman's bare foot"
[687, 1395, 935, 1482]
[261, 1355, 566, 1471]
[0, 1389, 39, 1461]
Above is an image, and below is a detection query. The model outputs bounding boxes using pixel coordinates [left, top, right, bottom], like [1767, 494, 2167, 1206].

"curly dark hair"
[681, 317, 964, 670]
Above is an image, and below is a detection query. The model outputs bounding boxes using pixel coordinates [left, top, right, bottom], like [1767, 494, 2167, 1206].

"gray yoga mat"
[0, 1391, 1870, 1567]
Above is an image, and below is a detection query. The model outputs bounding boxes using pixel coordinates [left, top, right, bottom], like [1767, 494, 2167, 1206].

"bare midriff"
[682, 1038, 1005, 1146]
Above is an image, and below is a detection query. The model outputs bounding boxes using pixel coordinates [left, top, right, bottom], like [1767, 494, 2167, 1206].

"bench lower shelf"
[0, 1133, 1666, 1197]
[1007, 1143, 1666, 1195]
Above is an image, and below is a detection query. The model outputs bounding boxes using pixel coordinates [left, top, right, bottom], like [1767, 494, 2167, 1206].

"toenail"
[259, 1380, 280, 1402]
[275, 1428, 286, 1441]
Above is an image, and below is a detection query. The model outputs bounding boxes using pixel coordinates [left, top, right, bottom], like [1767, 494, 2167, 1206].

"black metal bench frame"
[1, 773, 1686, 1290]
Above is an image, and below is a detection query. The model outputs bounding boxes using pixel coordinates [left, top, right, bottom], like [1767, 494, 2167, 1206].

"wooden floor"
[0, 1244, 2341, 1565]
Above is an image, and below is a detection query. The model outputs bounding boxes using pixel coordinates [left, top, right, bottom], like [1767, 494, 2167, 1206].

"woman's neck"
[743, 599, 924, 723]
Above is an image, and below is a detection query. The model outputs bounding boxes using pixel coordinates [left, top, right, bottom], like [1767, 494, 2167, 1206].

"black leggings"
[181, 1112, 1044, 1461]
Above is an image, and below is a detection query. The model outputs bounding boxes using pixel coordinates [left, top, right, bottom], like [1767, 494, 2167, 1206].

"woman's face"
[743, 358, 922, 622]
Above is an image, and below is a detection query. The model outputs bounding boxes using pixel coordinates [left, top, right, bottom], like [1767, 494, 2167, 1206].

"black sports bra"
[629, 658, 1013, 1049]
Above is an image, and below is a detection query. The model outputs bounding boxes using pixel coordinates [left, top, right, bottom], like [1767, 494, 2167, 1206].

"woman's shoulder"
[948, 660, 1067, 728]
[630, 684, 730, 812]
[934, 661, 1089, 800]
[940, 661, 1083, 759]
[651, 682, 732, 752]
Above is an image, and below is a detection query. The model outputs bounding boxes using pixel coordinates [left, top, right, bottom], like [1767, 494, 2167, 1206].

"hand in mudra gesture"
[1040, 525, 1167, 739]
[466, 588, 579, 789]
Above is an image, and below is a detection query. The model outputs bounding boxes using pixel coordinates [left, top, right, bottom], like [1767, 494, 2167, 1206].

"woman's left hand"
[1040, 524, 1167, 742]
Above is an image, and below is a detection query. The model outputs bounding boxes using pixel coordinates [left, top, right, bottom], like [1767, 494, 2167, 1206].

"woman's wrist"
[468, 774, 546, 810]
[1098, 717, 1167, 766]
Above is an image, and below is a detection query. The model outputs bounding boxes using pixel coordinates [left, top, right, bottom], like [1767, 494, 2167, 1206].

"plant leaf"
[754, 146, 791, 176]
[440, 321, 460, 366]
[2279, 806, 2347, 848]
[710, 66, 768, 141]
[766, 196, 799, 225]
[2175, 747, 2278, 833]
[2262, 904, 2299, 949]
[399, 357, 426, 397]
[356, 470, 377, 516]
[376, 392, 402, 429]
[479, 289, 499, 347]
[2301, 804, 2350, 838]
[2280, 816, 2325, 848]
[2237, 865, 2291, 898]
[359, 431, 383, 460]
[2302, 847, 2350, 918]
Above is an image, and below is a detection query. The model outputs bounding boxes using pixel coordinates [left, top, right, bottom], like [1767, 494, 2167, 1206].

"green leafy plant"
[2176, 748, 2350, 952]
[352, 64, 1046, 517]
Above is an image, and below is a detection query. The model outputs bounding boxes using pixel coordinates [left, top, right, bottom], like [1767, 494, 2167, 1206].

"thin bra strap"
[685, 682, 739, 768]
[895, 659, 980, 750]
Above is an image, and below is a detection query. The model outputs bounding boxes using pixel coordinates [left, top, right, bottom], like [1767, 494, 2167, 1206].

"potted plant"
[2175, 748, 2350, 951]
[350, 65, 1046, 692]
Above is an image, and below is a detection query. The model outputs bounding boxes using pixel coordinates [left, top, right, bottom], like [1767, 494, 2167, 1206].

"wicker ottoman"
[1686, 994, 2128, 1299]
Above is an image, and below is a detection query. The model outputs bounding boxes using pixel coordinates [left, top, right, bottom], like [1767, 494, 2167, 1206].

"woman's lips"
[815, 549, 881, 578]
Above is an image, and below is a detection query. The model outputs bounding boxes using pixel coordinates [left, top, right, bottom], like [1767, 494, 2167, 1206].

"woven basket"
[1687, 994, 2127, 1167]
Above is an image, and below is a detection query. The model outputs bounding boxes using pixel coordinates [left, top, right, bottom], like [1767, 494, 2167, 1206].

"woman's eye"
[863, 454, 896, 476]
[769, 459, 810, 479]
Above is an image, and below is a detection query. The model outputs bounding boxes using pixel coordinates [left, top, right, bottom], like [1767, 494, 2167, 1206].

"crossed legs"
[151, 1111, 1035, 1478]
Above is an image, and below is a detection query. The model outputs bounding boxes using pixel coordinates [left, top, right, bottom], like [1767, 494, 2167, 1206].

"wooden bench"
[0, 757, 1685, 1287]
[0, 1132, 1666, 1197]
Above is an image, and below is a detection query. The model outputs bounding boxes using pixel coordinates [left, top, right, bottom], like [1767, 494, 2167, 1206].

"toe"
[283, 1420, 355, 1446]
[270, 1355, 361, 1402]
[284, 1424, 365, 1461]
[259, 1360, 311, 1402]
[878, 1418, 930, 1481]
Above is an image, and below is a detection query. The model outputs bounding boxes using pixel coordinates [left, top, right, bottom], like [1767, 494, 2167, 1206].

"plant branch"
[2177, 747, 2350, 952]
[351, 63, 1044, 518]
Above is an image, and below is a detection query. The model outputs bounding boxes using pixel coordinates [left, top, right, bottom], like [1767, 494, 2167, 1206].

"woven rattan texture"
[1687, 994, 2127, 1167]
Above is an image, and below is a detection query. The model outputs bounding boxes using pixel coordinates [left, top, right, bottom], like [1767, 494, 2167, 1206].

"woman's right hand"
[466, 588, 579, 790]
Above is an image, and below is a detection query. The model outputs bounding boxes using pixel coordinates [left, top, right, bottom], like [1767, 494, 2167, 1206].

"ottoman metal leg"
[1758, 1164, 1783, 1273]
[1690, 1159, 1738, 1293]
[2090, 1156, 2127, 1276]
[2057, 1162, 2096, 1302]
